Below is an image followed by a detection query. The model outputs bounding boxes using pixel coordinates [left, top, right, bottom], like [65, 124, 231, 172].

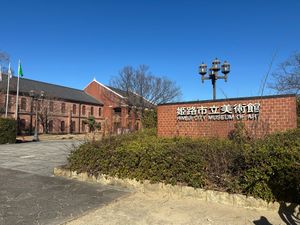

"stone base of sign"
[54, 166, 282, 211]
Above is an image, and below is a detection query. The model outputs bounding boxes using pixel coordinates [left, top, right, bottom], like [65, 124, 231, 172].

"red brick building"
[84, 79, 154, 134]
[157, 95, 297, 138]
[0, 75, 104, 134]
[0, 75, 154, 135]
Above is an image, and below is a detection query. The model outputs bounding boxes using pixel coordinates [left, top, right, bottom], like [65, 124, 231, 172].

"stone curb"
[54, 166, 280, 211]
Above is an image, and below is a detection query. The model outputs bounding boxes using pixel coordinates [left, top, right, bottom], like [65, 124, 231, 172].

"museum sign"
[157, 95, 297, 138]
[177, 103, 260, 121]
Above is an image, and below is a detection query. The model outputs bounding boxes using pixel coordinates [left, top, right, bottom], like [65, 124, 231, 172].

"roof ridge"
[107, 85, 156, 105]
[106, 85, 124, 92]
[1, 74, 86, 93]
[0, 74, 103, 105]
[90, 79, 125, 99]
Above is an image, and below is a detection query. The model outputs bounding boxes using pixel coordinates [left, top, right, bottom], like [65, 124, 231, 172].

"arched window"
[71, 121, 76, 133]
[61, 103, 66, 113]
[48, 120, 53, 132]
[21, 98, 27, 111]
[37, 100, 41, 111]
[19, 119, 26, 131]
[73, 104, 76, 114]
[82, 105, 86, 115]
[49, 101, 54, 112]
[61, 121, 65, 132]
[82, 121, 86, 132]
[98, 107, 102, 117]
[90, 106, 94, 116]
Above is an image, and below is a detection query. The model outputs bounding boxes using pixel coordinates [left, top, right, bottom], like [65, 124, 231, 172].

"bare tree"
[0, 51, 9, 64]
[148, 76, 182, 104]
[110, 65, 182, 106]
[0, 51, 10, 73]
[133, 65, 152, 108]
[112, 66, 135, 97]
[37, 99, 49, 133]
[35, 98, 62, 134]
[269, 52, 300, 94]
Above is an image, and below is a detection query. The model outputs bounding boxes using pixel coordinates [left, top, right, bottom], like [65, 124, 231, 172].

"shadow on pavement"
[253, 203, 300, 225]
[278, 202, 300, 225]
[253, 216, 272, 225]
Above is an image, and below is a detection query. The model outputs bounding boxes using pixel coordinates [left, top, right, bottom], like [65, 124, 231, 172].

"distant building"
[84, 79, 155, 134]
[0, 75, 103, 134]
[0, 75, 154, 135]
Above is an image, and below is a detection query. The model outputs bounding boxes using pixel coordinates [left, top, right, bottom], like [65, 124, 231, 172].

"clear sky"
[1, 0, 299, 101]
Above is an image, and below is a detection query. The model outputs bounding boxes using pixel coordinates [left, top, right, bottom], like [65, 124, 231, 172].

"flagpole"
[5, 63, 11, 118]
[15, 60, 21, 120]
[0, 65, 2, 82]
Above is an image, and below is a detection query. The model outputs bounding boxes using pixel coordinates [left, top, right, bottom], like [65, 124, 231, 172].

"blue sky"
[1, 0, 299, 101]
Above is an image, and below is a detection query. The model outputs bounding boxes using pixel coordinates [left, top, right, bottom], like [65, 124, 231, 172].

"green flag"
[18, 62, 23, 77]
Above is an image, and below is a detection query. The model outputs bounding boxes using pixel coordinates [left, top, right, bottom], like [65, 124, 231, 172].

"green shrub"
[239, 129, 300, 202]
[142, 110, 157, 129]
[0, 118, 17, 144]
[67, 128, 300, 203]
[83, 116, 101, 132]
[228, 122, 251, 144]
[68, 131, 206, 187]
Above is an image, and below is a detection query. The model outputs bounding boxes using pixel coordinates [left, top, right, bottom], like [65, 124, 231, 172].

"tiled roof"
[0, 75, 103, 105]
[107, 86, 155, 108]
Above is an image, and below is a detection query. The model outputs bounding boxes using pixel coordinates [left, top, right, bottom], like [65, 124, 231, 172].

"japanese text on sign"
[177, 103, 260, 121]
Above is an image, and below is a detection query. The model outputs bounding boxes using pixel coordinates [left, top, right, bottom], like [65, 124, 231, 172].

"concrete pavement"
[0, 167, 127, 225]
[0, 140, 80, 176]
[0, 141, 128, 225]
[66, 192, 288, 225]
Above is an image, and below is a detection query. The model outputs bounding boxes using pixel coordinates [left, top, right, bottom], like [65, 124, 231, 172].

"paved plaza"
[0, 140, 79, 176]
[0, 141, 128, 225]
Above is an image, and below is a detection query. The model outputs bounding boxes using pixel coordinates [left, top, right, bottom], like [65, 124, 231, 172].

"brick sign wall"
[157, 95, 297, 138]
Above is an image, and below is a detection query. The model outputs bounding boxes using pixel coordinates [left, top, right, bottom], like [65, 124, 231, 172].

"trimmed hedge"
[239, 130, 300, 203]
[67, 128, 300, 203]
[141, 110, 157, 129]
[0, 118, 17, 144]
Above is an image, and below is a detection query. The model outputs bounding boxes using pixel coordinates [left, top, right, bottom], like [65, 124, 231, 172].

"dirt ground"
[65, 191, 290, 225]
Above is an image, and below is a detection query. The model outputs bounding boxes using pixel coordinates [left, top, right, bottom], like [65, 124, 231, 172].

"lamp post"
[29, 90, 45, 141]
[199, 58, 230, 100]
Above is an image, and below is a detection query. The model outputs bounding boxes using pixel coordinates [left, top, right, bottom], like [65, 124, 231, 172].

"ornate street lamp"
[199, 58, 230, 100]
[30, 90, 45, 141]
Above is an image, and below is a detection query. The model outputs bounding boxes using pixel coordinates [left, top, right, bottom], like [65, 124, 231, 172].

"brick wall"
[157, 95, 297, 138]
[0, 93, 103, 134]
[84, 80, 142, 133]
[84, 80, 124, 133]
